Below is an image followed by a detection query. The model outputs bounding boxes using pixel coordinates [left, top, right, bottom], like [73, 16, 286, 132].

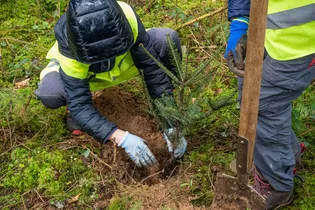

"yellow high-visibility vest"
[265, 0, 315, 60]
[44, 1, 139, 91]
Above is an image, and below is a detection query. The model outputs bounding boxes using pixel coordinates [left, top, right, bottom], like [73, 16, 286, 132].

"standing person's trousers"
[238, 53, 315, 191]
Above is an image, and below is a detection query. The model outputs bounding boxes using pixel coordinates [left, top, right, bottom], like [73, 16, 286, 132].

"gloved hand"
[163, 128, 187, 159]
[227, 34, 247, 77]
[118, 132, 157, 167]
[224, 17, 249, 58]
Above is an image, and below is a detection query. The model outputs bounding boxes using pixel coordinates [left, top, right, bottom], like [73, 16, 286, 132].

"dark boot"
[253, 167, 294, 210]
[66, 108, 83, 135]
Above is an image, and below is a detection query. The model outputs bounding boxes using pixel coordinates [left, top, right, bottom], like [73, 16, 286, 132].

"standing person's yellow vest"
[265, 1, 315, 61]
[46, 1, 139, 91]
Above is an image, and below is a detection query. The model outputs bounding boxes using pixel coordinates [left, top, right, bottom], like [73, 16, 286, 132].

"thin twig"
[175, 0, 178, 26]
[17, 142, 32, 151]
[176, 6, 227, 30]
[190, 46, 217, 50]
[0, 47, 3, 76]
[1, 201, 21, 209]
[140, 170, 163, 183]
[167, 165, 178, 180]
[21, 190, 31, 210]
[1, 126, 8, 151]
[0, 38, 47, 50]
[207, 162, 215, 190]
[34, 189, 45, 203]
[144, 0, 156, 13]
[89, 150, 112, 170]
[0, 135, 17, 157]
[113, 142, 117, 165]
[298, 126, 315, 137]
[43, 194, 93, 209]
[35, 0, 54, 18]
[4, 38, 15, 54]
[189, 29, 211, 57]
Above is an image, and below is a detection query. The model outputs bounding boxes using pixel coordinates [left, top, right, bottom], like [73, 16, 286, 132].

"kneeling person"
[35, 0, 186, 168]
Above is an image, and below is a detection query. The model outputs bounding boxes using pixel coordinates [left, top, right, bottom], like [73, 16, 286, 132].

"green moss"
[0, 147, 96, 206]
[108, 196, 142, 210]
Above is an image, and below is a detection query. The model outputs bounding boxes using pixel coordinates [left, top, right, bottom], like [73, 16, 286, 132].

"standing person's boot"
[66, 108, 83, 135]
[253, 167, 294, 210]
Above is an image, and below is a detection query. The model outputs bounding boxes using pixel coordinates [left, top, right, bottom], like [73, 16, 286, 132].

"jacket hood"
[66, 0, 134, 64]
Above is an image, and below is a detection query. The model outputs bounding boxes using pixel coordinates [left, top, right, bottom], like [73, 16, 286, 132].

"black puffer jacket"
[55, 0, 173, 143]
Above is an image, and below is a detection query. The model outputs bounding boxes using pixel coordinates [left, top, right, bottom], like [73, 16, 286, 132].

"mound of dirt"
[118, 179, 207, 210]
[92, 86, 174, 184]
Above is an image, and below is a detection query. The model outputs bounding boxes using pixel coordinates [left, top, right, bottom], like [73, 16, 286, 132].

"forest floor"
[1, 0, 315, 209]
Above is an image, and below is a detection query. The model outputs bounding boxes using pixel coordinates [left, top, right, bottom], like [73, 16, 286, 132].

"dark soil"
[210, 174, 266, 210]
[92, 86, 176, 185]
[45, 85, 206, 210]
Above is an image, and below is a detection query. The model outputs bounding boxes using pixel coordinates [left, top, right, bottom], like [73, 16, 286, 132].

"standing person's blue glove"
[163, 128, 187, 159]
[224, 17, 249, 59]
[118, 132, 157, 167]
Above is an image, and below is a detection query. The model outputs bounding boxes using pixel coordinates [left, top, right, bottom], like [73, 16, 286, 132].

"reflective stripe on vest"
[265, 1, 315, 61]
[44, 1, 139, 90]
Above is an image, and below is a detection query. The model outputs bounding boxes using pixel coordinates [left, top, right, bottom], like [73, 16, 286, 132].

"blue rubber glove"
[118, 132, 157, 167]
[224, 17, 249, 58]
[163, 128, 187, 159]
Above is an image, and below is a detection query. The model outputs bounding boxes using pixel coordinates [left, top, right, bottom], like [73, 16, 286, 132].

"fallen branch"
[140, 170, 163, 183]
[89, 150, 113, 170]
[144, 0, 156, 13]
[0, 47, 3, 75]
[0, 37, 47, 50]
[176, 6, 227, 31]
[34, 189, 45, 203]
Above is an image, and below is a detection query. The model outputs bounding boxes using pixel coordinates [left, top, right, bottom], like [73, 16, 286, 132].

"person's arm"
[224, 0, 250, 58]
[228, 0, 250, 21]
[60, 69, 157, 167]
[59, 69, 119, 143]
[130, 12, 173, 98]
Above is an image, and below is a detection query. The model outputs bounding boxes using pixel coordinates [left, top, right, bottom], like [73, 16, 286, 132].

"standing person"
[35, 0, 187, 168]
[225, 0, 315, 209]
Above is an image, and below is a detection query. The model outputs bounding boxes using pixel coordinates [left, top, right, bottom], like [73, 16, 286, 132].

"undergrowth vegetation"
[1, 0, 315, 209]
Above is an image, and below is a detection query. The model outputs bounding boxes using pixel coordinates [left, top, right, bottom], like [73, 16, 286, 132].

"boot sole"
[273, 193, 294, 210]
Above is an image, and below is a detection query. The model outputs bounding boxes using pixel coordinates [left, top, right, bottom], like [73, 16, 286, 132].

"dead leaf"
[14, 78, 30, 89]
[67, 194, 81, 204]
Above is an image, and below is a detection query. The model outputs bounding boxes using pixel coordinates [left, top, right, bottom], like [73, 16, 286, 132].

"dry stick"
[1, 126, 8, 151]
[89, 150, 113, 170]
[20, 190, 32, 210]
[167, 165, 178, 180]
[189, 29, 211, 57]
[176, 6, 227, 31]
[0, 140, 17, 157]
[0, 47, 3, 75]
[20, 94, 33, 118]
[21, 197, 27, 210]
[190, 46, 217, 50]
[34, 189, 45, 203]
[140, 170, 163, 184]
[109, 139, 117, 165]
[298, 126, 315, 137]
[207, 162, 215, 190]
[35, 0, 53, 18]
[144, 0, 156, 13]
[175, 0, 178, 26]
[0, 38, 47, 50]
[4, 38, 15, 54]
